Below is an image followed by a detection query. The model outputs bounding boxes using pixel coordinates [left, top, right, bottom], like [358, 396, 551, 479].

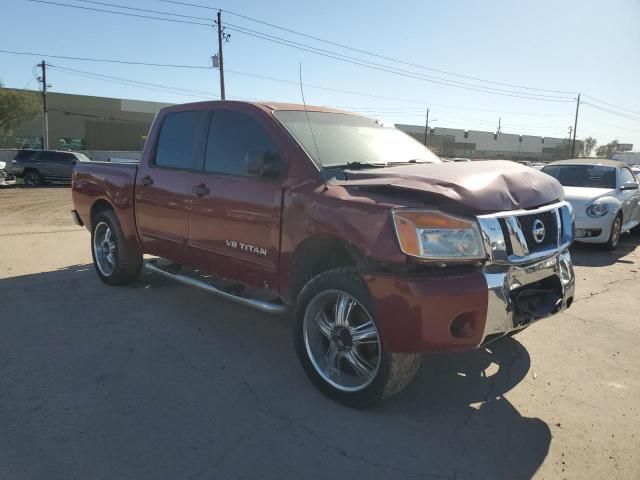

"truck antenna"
[299, 62, 326, 188]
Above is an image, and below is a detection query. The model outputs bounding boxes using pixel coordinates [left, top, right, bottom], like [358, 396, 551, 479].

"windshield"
[542, 164, 616, 189]
[273, 110, 441, 168]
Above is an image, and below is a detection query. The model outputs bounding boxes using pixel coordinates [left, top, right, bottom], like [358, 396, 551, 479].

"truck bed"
[72, 161, 140, 249]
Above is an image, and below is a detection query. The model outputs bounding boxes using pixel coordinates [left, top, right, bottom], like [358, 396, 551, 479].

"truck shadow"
[0, 265, 548, 480]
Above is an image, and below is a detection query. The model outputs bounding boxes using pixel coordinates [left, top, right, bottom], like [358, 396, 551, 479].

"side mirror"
[620, 181, 639, 191]
[245, 150, 282, 179]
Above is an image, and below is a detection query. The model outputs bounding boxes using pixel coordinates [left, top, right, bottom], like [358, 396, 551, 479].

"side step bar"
[144, 260, 289, 315]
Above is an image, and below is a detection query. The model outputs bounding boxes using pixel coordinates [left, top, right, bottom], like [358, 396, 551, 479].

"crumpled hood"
[330, 160, 563, 212]
[562, 186, 616, 212]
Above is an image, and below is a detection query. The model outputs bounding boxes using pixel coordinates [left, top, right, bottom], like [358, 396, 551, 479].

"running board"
[144, 260, 289, 315]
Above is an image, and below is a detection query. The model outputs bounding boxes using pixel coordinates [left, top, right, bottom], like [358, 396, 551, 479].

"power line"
[27, 0, 575, 102]
[223, 23, 575, 101]
[582, 94, 640, 117]
[0, 47, 575, 115]
[46, 63, 263, 102]
[0, 49, 213, 69]
[582, 102, 640, 123]
[73, 0, 211, 21]
[153, 0, 575, 95]
[47, 64, 216, 99]
[26, 0, 213, 26]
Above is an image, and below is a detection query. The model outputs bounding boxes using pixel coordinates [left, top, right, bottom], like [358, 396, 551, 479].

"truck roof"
[160, 100, 360, 116]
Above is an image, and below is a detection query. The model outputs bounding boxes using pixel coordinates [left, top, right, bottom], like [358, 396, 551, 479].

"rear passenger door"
[188, 108, 285, 292]
[32, 151, 56, 179]
[135, 109, 210, 265]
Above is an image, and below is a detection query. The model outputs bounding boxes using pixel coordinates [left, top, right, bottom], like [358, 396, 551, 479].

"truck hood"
[562, 186, 617, 211]
[330, 160, 563, 212]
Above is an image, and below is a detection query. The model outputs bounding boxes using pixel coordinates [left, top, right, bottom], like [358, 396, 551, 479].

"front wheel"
[604, 214, 622, 250]
[294, 268, 421, 408]
[91, 210, 142, 285]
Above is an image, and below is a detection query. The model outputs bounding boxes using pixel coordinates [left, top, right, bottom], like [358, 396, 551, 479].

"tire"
[603, 213, 622, 251]
[294, 268, 421, 408]
[91, 210, 142, 285]
[23, 170, 44, 187]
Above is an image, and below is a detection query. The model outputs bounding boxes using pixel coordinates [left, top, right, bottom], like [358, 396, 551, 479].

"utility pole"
[497, 117, 501, 134]
[424, 108, 429, 145]
[38, 61, 49, 150]
[570, 93, 581, 158]
[216, 10, 226, 100]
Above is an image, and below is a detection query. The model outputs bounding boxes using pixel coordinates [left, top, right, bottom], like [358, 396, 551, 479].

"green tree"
[595, 139, 619, 159]
[0, 83, 40, 137]
[583, 137, 597, 157]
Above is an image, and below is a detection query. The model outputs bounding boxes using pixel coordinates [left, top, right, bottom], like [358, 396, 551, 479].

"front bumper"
[573, 210, 615, 243]
[364, 249, 575, 353]
[0, 170, 16, 186]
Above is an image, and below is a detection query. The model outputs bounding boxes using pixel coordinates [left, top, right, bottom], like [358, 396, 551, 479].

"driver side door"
[619, 167, 640, 228]
[188, 108, 286, 293]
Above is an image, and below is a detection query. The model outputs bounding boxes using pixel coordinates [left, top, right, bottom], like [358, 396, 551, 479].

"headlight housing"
[0, 161, 6, 170]
[586, 202, 609, 218]
[392, 210, 485, 261]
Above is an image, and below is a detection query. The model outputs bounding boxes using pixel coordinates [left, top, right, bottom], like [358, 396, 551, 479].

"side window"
[204, 110, 279, 177]
[55, 152, 76, 163]
[620, 168, 635, 184]
[155, 110, 210, 170]
[36, 151, 55, 162]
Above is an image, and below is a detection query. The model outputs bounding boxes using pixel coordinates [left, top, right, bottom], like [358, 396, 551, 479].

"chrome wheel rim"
[303, 290, 381, 392]
[93, 222, 116, 276]
[612, 217, 621, 246]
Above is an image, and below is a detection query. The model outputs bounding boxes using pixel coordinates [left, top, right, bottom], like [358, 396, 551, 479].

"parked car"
[631, 164, 640, 178]
[7, 149, 90, 186]
[542, 159, 640, 249]
[0, 159, 16, 186]
[72, 101, 575, 407]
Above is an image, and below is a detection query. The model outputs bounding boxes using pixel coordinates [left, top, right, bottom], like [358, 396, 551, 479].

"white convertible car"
[542, 159, 640, 249]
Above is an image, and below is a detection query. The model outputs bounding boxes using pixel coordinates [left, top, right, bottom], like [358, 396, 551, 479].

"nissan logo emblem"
[532, 219, 546, 243]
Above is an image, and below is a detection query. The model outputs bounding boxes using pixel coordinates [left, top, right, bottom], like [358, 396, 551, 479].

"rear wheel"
[604, 214, 622, 250]
[91, 210, 142, 285]
[294, 268, 421, 408]
[23, 170, 44, 187]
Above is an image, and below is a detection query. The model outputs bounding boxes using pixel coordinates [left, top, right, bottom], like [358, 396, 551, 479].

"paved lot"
[1, 186, 639, 480]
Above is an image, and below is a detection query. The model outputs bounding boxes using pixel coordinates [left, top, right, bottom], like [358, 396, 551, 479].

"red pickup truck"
[72, 101, 575, 407]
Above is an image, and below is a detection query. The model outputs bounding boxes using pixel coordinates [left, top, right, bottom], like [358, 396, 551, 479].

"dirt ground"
[1, 186, 639, 480]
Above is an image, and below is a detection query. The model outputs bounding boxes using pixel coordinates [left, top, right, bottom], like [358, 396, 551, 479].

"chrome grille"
[477, 202, 573, 265]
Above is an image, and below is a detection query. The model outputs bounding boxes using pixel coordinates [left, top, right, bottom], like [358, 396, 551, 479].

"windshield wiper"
[328, 161, 389, 170]
[392, 159, 430, 165]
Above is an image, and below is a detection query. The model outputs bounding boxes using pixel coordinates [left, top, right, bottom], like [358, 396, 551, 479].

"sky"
[1, 0, 640, 149]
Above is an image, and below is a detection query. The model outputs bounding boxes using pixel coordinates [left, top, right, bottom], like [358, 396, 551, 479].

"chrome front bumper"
[481, 249, 575, 344]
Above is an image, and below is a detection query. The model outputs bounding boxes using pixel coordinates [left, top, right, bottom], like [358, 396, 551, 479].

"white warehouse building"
[396, 124, 579, 161]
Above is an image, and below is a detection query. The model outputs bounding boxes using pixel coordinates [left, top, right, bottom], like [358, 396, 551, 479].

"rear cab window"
[154, 110, 210, 170]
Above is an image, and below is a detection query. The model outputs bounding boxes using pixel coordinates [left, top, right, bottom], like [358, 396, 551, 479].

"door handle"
[141, 175, 153, 187]
[192, 184, 210, 197]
